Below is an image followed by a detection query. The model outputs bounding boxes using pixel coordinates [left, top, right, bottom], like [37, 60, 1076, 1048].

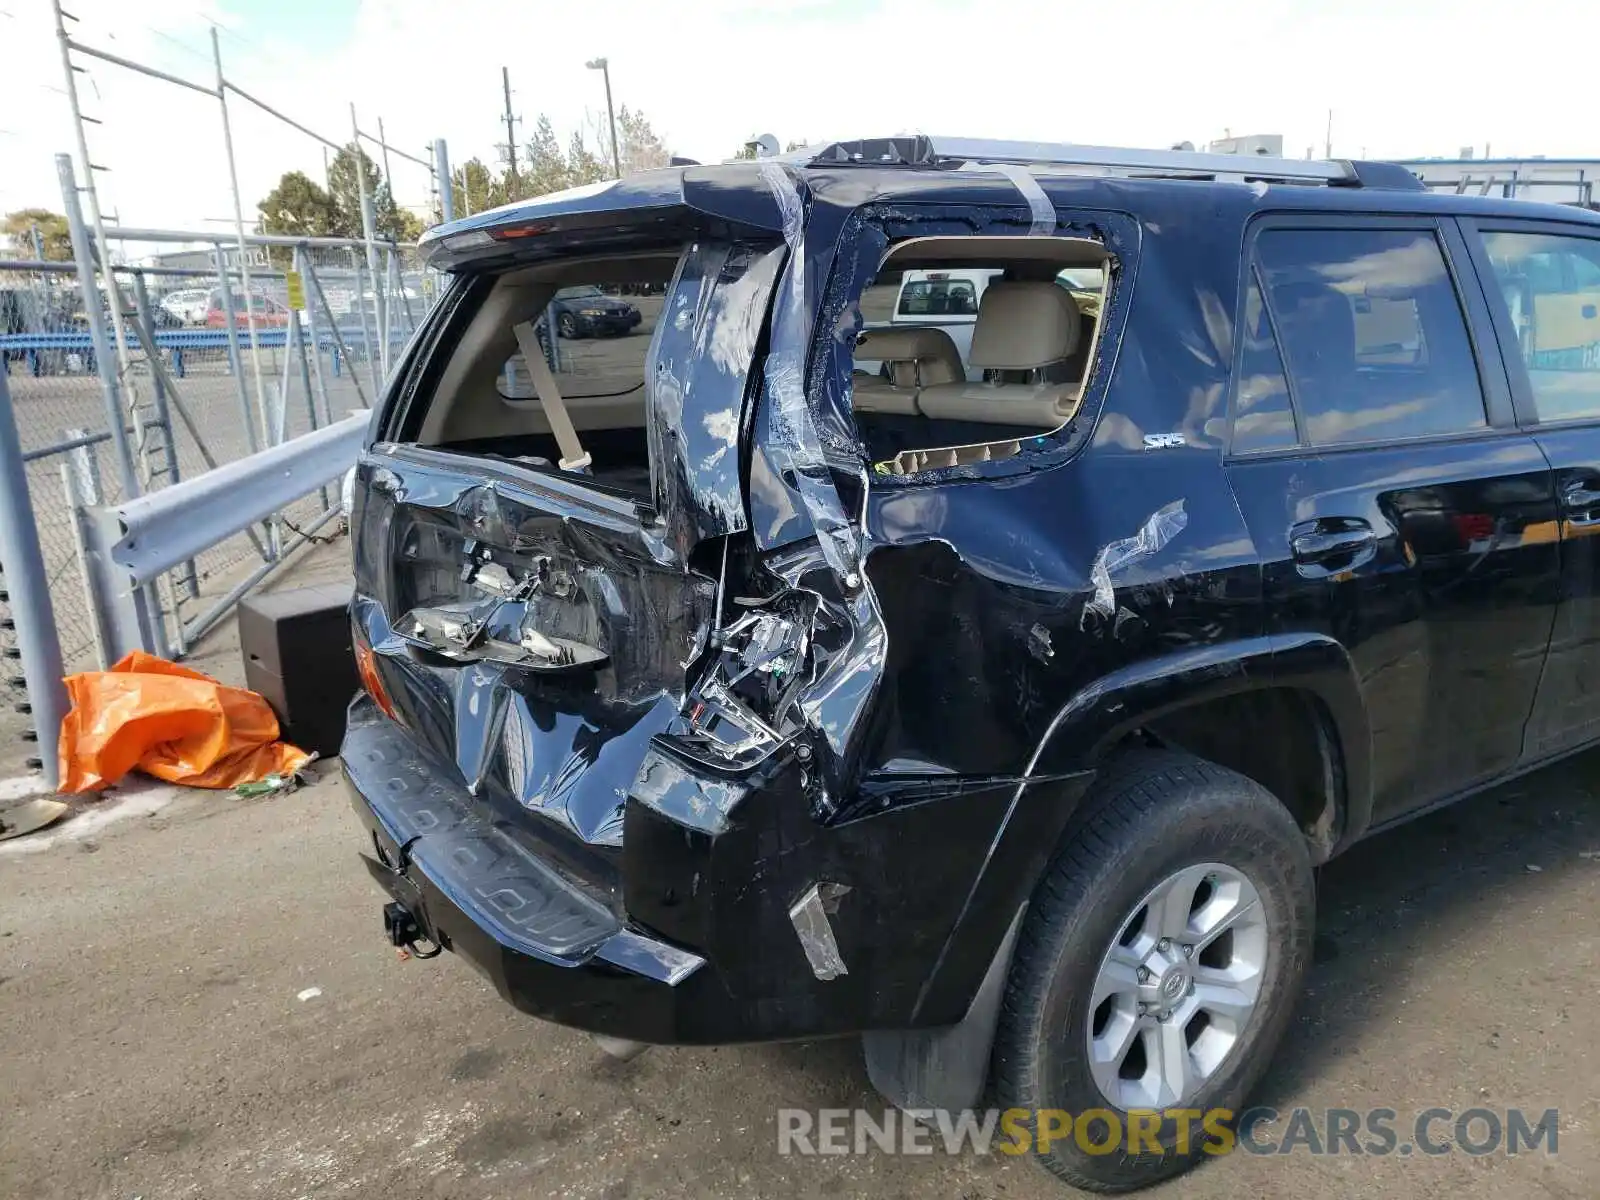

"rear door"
[1224, 215, 1560, 827]
[1462, 218, 1600, 755]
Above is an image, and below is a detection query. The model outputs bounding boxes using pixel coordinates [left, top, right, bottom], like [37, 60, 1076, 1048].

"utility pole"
[586, 57, 622, 179]
[1324, 109, 1333, 159]
[434, 139, 454, 223]
[501, 66, 520, 189]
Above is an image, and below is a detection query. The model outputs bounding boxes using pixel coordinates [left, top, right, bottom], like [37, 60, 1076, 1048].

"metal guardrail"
[82, 411, 368, 664]
[107, 411, 369, 582]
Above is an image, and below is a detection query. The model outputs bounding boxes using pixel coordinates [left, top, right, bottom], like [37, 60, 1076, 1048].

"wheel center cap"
[1160, 969, 1189, 1002]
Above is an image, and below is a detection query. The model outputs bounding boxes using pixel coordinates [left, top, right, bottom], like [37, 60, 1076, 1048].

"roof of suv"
[421, 135, 1600, 270]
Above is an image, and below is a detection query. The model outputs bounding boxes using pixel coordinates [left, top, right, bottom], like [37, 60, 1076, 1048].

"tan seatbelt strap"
[512, 320, 591, 471]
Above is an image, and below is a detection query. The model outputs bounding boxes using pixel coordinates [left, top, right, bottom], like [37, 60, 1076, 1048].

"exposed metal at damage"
[788, 881, 853, 981]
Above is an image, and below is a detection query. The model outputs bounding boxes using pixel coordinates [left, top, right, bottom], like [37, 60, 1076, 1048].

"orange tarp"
[58, 651, 311, 793]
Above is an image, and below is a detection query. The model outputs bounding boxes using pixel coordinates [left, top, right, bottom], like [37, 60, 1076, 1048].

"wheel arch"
[1029, 633, 1373, 862]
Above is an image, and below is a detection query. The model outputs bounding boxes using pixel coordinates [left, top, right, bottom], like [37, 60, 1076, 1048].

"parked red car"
[204, 288, 290, 328]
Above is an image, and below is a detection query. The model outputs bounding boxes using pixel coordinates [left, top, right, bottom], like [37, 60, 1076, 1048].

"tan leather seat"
[919, 282, 1084, 428]
[853, 326, 964, 416]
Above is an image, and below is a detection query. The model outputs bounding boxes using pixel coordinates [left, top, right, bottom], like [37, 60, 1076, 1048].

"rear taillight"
[352, 626, 396, 719]
[388, 519, 607, 672]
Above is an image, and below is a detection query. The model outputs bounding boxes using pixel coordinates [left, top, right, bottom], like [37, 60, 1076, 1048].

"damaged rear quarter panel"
[788, 183, 1266, 787]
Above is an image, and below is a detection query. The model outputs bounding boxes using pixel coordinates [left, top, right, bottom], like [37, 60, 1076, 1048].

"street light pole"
[586, 56, 622, 179]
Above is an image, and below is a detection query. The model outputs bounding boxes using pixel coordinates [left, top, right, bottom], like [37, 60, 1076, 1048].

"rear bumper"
[342, 695, 1091, 1044]
[342, 702, 719, 1043]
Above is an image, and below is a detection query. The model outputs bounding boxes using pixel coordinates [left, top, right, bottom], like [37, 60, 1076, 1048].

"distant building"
[1395, 157, 1599, 208]
[1208, 134, 1285, 158]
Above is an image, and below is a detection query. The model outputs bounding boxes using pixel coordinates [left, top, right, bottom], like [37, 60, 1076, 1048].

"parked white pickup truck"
[856, 268, 1001, 382]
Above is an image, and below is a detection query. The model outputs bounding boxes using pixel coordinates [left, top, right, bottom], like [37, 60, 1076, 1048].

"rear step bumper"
[343, 694, 1095, 1045]
[342, 698, 717, 1043]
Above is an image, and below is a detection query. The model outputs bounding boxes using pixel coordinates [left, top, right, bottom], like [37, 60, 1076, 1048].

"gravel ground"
[2, 729, 1597, 1198]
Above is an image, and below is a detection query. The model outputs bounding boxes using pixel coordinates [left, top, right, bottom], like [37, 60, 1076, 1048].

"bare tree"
[585, 106, 672, 177]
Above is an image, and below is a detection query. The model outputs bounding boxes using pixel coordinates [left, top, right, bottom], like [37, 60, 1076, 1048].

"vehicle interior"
[851, 237, 1109, 474]
[410, 235, 1110, 500]
[412, 250, 676, 499]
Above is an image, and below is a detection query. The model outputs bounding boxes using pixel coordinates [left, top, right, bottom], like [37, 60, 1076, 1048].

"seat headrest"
[1274, 282, 1357, 377]
[969, 282, 1081, 371]
[856, 325, 964, 387]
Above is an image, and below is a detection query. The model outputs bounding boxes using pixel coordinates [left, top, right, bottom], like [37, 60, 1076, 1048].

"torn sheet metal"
[1081, 500, 1188, 628]
[794, 573, 888, 766]
[1027, 622, 1055, 662]
[755, 161, 863, 582]
[789, 881, 852, 980]
[646, 240, 785, 556]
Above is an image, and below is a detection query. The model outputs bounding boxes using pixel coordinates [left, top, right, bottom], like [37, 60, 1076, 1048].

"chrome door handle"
[1291, 527, 1375, 563]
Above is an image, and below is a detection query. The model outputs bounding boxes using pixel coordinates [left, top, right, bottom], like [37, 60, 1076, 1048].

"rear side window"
[1479, 230, 1600, 422]
[1254, 227, 1486, 446]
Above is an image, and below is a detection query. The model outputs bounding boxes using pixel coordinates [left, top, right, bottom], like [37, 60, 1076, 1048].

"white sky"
[1, 0, 1595, 247]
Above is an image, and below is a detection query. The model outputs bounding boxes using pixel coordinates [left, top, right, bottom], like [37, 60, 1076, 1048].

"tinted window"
[1256, 228, 1486, 446]
[1231, 271, 1297, 452]
[1480, 231, 1600, 422]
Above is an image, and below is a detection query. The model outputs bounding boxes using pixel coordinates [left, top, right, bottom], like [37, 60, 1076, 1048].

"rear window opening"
[849, 236, 1109, 475]
[409, 251, 678, 501]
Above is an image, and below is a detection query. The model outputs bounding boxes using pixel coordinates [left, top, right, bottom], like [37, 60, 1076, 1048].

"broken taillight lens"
[390, 519, 609, 673]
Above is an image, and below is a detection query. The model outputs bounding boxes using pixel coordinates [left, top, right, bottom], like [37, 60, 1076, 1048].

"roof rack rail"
[806, 136, 1422, 191]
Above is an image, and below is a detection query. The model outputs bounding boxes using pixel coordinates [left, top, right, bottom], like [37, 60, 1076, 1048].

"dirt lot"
[1, 727, 1595, 1199]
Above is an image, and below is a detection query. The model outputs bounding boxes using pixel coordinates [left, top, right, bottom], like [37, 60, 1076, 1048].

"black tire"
[557, 312, 581, 339]
[991, 750, 1315, 1192]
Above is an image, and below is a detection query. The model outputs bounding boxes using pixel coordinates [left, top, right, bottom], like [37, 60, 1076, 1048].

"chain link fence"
[3, 261, 127, 667]
[0, 3, 465, 784]
[0, 235, 427, 673]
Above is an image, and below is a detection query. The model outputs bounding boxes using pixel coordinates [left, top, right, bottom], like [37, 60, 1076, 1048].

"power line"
[139, 23, 213, 66]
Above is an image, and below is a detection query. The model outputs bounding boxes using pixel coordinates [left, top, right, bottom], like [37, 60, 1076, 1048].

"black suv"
[342, 136, 1600, 1192]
